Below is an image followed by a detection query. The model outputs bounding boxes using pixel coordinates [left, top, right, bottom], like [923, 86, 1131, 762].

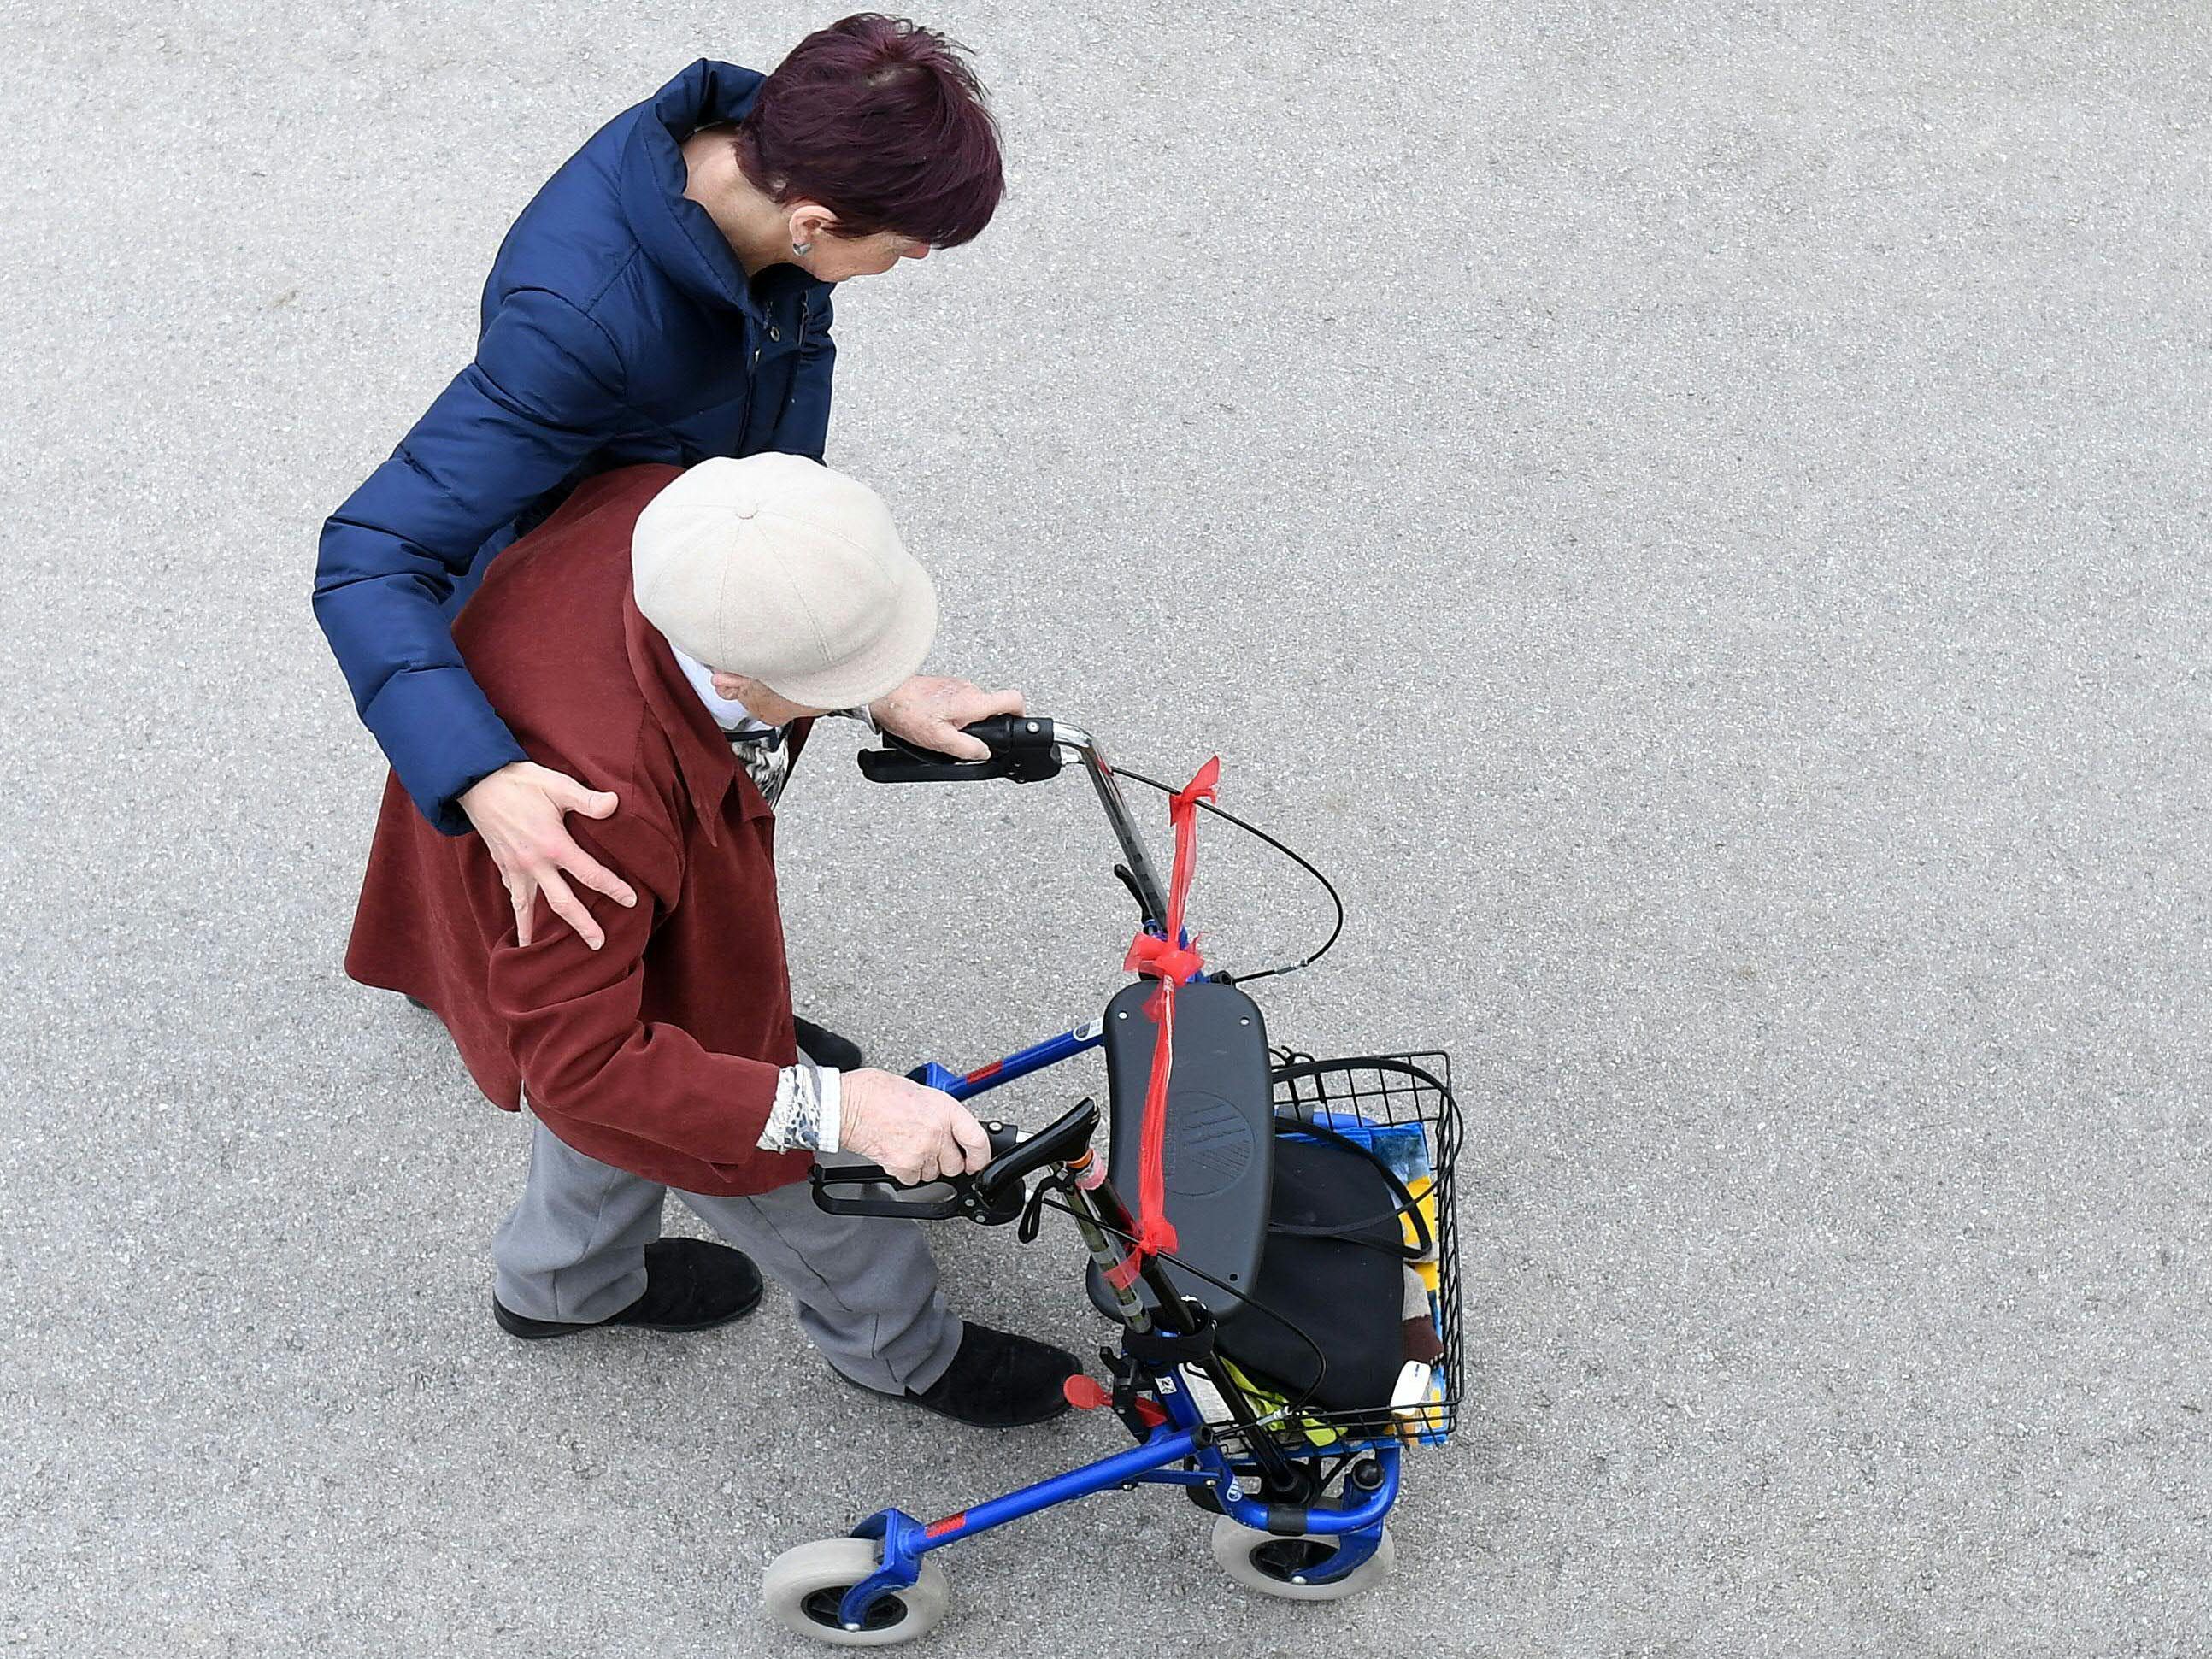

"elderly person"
[315, 18, 1015, 1068]
[344, 454, 1079, 1429]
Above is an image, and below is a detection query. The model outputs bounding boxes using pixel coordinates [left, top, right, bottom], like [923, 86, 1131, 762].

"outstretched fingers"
[532, 867, 603, 952]
[505, 871, 541, 949]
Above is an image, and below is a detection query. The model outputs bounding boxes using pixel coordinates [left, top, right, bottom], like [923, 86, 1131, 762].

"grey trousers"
[492, 1115, 963, 1395]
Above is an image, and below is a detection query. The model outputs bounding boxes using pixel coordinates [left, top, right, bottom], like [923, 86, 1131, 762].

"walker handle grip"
[856, 716, 1062, 785]
[809, 1121, 1027, 1222]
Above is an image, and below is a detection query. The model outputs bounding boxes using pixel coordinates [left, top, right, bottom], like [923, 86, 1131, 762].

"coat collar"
[621, 586, 768, 841]
[620, 59, 770, 320]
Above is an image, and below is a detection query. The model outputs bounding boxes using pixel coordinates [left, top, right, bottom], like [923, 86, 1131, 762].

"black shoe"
[791, 1015, 865, 1072]
[838, 1321, 1080, 1428]
[493, 1238, 765, 1340]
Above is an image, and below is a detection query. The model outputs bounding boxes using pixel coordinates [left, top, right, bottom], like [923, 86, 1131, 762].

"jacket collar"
[621, 59, 770, 320]
[622, 587, 770, 842]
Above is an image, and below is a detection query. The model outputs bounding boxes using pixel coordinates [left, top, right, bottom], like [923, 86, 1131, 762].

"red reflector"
[1132, 1397, 1169, 1427]
[924, 1512, 967, 1539]
[1062, 1375, 1110, 1410]
[962, 1060, 1005, 1085]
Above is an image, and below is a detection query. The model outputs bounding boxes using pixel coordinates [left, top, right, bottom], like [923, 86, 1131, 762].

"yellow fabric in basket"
[1403, 1175, 1440, 1294]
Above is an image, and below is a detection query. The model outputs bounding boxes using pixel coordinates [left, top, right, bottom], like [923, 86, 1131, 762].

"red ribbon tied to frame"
[1110, 756, 1222, 1283]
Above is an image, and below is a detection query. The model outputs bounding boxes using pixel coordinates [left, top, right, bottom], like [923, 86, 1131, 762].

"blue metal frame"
[907, 1017, 1107, 1103]
[827, 1007, 1405, 1630]
[836, 1397, 1402, 1627]
[905, 935, 1197, 1103]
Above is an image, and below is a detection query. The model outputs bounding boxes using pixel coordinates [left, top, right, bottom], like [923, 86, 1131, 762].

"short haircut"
[738, 14, 1005, 249]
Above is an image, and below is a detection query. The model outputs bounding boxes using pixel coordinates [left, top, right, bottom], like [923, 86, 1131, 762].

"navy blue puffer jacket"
[315, 61, 836, 832]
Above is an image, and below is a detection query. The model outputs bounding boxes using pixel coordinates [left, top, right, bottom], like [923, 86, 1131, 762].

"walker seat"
[1086, 977, 1276, 1321]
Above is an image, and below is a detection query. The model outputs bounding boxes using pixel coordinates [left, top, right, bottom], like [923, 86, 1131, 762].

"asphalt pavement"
[2, 2, 2207, 1654]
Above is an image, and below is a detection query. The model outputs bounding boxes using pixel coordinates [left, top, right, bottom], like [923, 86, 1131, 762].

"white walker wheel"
[762, 1538, 950, 1647]
[1208, 1516, 1397, 1601]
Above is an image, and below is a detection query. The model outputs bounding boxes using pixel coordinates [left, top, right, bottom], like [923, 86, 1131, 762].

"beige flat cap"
[631, 453, 938, 709]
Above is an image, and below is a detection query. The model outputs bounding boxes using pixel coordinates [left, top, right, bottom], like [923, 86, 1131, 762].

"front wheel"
[1208, 1517, 1396, 1601]
[762, 1538, 950, 1646]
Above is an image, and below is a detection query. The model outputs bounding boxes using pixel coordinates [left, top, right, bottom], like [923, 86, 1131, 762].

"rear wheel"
[762, 1538, 949, 1646]
[1208, 1517, 1396, 1601]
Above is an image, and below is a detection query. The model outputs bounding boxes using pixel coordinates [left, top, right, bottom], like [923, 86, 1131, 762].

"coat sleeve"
[483, 807, 785, 1168]
[771, 285, 836, 462]
[314, 287, 630, 833]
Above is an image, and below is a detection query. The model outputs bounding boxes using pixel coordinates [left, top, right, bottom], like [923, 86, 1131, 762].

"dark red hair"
[738, 14, 1004, 248]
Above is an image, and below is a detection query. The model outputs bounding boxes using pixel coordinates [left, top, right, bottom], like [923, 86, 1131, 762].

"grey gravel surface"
[3, 2, 2209, 1655]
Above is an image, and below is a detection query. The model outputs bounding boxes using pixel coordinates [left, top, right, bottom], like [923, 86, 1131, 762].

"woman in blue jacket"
[316, 18, 1017, 956]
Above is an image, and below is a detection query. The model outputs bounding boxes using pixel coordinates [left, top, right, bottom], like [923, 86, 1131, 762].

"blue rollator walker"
[766, 716, 1465, 1645]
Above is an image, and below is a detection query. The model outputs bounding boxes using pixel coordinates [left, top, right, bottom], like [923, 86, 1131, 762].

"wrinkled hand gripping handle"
[809, 1099, 1102, 1225]
[810, 1120, 1026, 1221]
[856, 716, 1064, 785]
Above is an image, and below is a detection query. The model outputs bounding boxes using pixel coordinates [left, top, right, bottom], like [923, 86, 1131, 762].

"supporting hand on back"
[460, 761, 638, 950]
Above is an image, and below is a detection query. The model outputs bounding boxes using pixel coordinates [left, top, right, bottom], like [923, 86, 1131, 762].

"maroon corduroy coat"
[344, 463, 813, 1197]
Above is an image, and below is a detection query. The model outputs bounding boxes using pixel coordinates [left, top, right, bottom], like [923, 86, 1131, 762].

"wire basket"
[1253, 1049, 1464, 1450]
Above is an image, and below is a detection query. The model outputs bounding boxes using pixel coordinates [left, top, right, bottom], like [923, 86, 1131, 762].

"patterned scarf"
[724, 723, 791, 811]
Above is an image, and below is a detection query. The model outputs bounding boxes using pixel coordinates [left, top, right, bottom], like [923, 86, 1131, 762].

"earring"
[791, 240, 813, 257]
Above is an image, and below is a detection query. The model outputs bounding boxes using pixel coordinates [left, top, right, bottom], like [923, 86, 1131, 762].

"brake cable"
[1109, 767, 1344, 986]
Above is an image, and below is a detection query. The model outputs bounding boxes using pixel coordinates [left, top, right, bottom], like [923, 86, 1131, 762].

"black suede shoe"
[493, 1238, 765, 1340]
[791, 1015, 865, 1073]
[838, 1321, 1080, 1428]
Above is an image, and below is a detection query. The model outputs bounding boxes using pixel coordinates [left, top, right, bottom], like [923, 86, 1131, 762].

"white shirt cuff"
[815, 1063, 843, 1154]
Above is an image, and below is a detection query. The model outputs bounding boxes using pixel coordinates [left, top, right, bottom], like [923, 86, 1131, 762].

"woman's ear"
[787, 203, 838, 249]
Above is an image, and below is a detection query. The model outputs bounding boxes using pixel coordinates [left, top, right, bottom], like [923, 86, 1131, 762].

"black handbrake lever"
[968, 1097, 1101, 1205]
[809, 1097, 1102, 1225]
[810, 1119, 1027, 1222]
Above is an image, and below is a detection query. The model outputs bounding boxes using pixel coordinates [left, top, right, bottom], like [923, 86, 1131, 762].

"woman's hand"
[869, 676, 1025, 761]
[838, 1068, 993, 1185]
[458, 761, 638, 949]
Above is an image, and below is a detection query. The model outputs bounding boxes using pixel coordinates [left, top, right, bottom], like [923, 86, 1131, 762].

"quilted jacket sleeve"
[769, 284, 836, 462]
[314, 287, 629, 832]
